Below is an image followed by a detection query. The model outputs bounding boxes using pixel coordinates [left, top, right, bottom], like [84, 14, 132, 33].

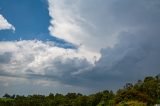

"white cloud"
[0, 40, 93, 76]
[48, 0, 129, 55]
[0, 14, 15, 31]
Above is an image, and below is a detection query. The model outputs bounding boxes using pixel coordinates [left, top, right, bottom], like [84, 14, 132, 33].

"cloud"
[1, 31, 160, 92]
[0, 14, 15, 31]
[1, 0, 160, 95]
[46, 0, 160, 90]
[0, 40, 93, 75]
[0, 76, 91, 96]
[78, 31, 160, 90]
[48, 0, 160, 54]
[0, 40, 94, 95]
[0, 40, 94, 88]
[0, 52, 12, 64]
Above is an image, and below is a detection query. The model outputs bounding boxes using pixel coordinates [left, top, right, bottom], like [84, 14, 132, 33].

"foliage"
[117, 101, 147, 106]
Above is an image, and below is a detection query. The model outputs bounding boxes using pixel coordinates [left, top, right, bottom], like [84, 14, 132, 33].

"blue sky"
[0, 0, 75, 48]
[0, 0, 160, 96]
[0, 0, 50, 39]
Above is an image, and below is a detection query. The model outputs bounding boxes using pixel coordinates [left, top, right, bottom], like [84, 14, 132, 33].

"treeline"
[0, 75, 160, 106]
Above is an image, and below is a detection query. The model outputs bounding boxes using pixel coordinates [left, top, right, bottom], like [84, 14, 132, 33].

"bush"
[117, 101, 147, 106]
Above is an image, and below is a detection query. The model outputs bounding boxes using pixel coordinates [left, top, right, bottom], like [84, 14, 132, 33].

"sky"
[0, 0, 160, 96]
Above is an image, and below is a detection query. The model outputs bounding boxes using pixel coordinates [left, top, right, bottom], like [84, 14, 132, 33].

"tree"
[3, 93, 11, 98]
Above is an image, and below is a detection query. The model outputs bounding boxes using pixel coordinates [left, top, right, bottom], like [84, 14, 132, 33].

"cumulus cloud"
[48, 0, 160, 56]
[0, 14, 15, 31]
[1, 31, 160, 92]
[0, 40, 94, 95]
[0, 40, 94, 89]
[1, 0, 160, 95]
[46, 0, 160, 90]
[0, 40, 93, 75]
